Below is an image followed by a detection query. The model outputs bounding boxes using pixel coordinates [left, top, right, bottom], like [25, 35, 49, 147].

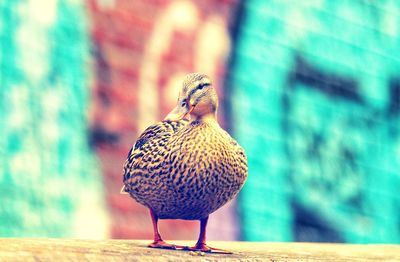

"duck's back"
[123, 120, 188, 207]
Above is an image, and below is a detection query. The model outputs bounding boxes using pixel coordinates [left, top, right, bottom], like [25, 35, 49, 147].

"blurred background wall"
[0, 0, 399, 243]
[0, 0, 109, 238]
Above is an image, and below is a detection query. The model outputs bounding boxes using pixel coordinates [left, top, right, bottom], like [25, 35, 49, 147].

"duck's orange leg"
[184, 216, 232, 254]
[148, 209, 184, 250]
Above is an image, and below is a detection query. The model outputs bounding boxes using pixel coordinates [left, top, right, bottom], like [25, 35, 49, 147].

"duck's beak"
[164, 103, 194, 122]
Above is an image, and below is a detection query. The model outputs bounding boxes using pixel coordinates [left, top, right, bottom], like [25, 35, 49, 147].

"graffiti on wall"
[0, 0, 108, 237]
[231, 0, 400, 243]
[284, 54, 400, 242]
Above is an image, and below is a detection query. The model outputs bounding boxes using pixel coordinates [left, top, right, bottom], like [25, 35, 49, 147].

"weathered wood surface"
[0, 238, 399, 261]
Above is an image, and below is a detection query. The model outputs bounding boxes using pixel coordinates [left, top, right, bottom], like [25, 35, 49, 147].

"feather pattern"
[123, 73, 248, 223]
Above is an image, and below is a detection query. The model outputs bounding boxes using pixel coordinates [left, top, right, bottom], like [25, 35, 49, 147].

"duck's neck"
[191, 112, 218, 124]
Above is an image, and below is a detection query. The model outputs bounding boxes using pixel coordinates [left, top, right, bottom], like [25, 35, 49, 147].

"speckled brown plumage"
[122, 73, 248, 253]
[123, 118, 247, 220]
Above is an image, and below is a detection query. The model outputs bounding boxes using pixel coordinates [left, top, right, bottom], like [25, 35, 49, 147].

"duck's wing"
[122, 120, 188, 193]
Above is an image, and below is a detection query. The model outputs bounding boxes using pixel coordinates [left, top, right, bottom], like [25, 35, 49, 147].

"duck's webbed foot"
[148, 240, 184, 250]
[184, 243, 232, 254]
[182, 216, 232, 254]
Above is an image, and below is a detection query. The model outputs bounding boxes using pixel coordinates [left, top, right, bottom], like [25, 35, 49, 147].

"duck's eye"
[197, 83, 209, 90]
[181, 101, 187, 107]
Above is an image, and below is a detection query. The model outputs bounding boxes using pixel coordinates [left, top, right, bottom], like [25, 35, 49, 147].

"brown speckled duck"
[122, 73, 248, 253]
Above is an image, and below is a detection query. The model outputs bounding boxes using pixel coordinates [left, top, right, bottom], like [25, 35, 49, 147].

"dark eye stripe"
[197, 83, 210, 90]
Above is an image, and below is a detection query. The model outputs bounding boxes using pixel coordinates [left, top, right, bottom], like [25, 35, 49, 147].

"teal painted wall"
[232, 0, 400, 243]
[0, 0, 107, 237]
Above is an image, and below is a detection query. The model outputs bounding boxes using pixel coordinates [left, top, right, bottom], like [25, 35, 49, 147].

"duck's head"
[164, 73, 218, 122]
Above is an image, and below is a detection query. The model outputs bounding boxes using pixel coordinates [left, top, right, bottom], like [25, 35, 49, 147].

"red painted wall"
[87, 0, 239, 240]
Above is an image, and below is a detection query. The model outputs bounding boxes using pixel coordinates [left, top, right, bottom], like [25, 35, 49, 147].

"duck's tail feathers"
[120, 185, 128, 195]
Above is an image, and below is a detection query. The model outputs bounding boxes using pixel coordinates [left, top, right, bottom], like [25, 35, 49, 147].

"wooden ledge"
[0, 238, 398, 261]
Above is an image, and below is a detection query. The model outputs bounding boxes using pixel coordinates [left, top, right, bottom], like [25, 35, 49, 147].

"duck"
[122, 73, 248, 253]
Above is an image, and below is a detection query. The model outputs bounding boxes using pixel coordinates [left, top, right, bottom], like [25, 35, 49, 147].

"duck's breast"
[154, 122, 248, 219]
